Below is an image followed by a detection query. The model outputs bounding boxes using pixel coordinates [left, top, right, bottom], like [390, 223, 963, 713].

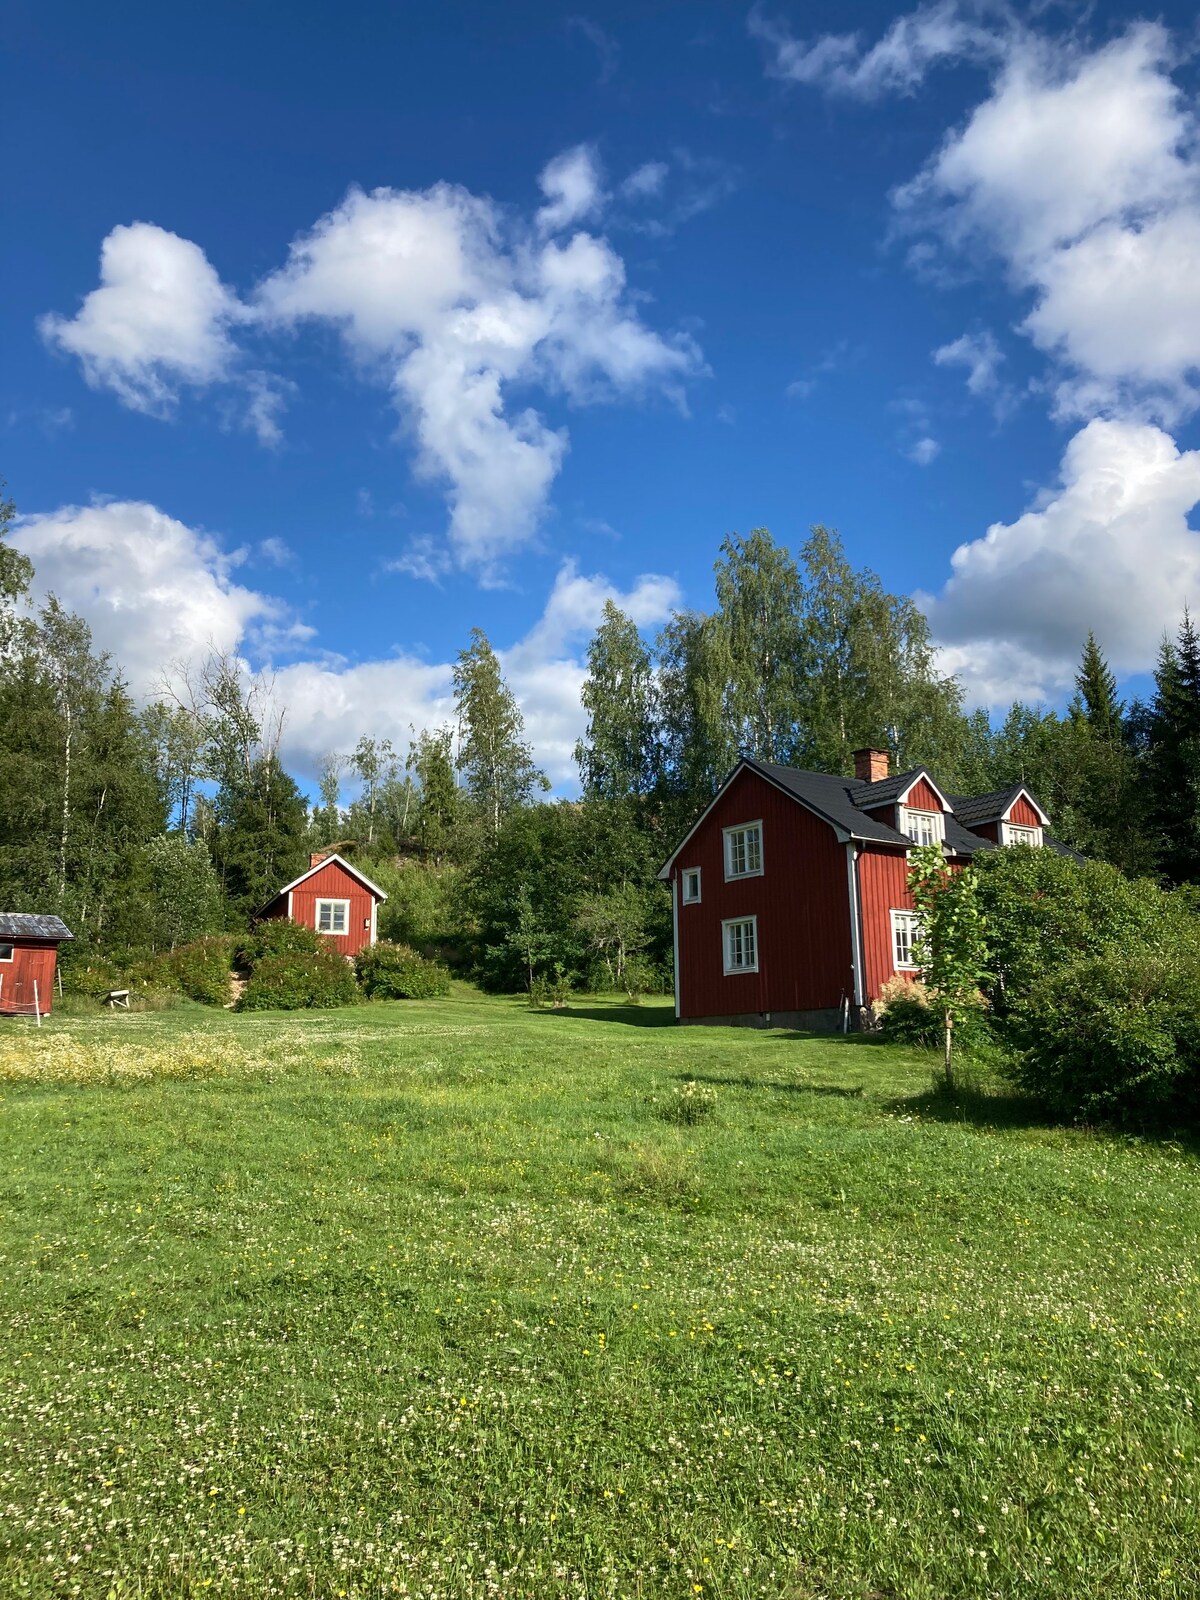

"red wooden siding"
[857, 846, 913, 999]
[673, 768, 854, 1018]
[970, 820, 1001, 843]
[0, 942, 60, 1015]
[1007, 794, 1041, 827]
[904, 778, 944, 812]
[285, 860, 378, 957]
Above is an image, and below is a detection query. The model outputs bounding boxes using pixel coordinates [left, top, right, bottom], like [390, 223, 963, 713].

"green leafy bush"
[164, 936, 237, 1007]
[974, 848, 1200, 1014]
[1010, 948, 1200, 1126]
[237, 949, 358, 1012]
[235, 918, 325, 970]
[355, 941, 451, 1000]
[60, 958, 125, 999]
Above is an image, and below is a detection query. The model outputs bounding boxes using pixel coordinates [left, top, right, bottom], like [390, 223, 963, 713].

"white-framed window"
[723, 821, 763, 880]
[890, 909, 923, 971]
[0, 943, 12, 963]
[1002, 822, 1043, 848]
[722, 916, 758, 974]
[900, 807, 945, 846]
[681, 867, 702, 904]
[316, 899, 350, 936]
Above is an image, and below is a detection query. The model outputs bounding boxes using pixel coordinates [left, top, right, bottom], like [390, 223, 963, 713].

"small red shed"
[0, 914, 74, 1018]
[257, 853, 387, 958]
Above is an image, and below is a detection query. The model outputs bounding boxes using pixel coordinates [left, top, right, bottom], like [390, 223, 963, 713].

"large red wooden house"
[258, 853, 387, 958]
[659, 748, 1063, 1031]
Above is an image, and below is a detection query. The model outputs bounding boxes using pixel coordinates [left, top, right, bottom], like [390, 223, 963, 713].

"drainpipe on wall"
[845, 843, 866, 1012]
[671, 874, 681, 1021]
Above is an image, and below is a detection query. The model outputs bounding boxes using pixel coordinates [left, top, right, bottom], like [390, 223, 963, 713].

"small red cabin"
[257, 853, 387, 958]
[0, 914, 74, 1018]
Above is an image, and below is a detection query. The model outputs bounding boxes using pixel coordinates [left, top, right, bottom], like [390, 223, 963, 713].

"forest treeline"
[3, 486, 1199, 992]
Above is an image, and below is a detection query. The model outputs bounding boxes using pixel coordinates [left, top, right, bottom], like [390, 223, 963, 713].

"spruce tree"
[1075, 631, 1122, 739]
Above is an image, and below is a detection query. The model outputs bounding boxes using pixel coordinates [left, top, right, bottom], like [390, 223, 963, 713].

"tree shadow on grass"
[555, 1004, 677, 1029]
[676, 1072, 865, 1099]
[886, 1077, 1054, 1132]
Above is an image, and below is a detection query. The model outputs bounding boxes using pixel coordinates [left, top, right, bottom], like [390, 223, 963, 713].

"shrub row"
[355, 941, 451, 999]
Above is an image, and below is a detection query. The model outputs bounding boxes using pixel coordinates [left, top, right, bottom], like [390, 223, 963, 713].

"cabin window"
[900, 807, 945, 846]
[1002, 822, 1043, 848]
[722, 916, 758, 974]
[681, 868, 701, 904]
[723, 822, 763, 880]
[316, 899, 350, 936]
[0, 943, 12, 962]
[890, 910, 922, 971]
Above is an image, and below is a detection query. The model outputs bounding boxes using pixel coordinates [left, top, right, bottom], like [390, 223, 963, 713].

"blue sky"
[7, 0, 1200, 786]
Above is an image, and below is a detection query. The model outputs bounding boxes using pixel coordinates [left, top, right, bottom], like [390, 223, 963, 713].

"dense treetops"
[2, 477, 1198, 993]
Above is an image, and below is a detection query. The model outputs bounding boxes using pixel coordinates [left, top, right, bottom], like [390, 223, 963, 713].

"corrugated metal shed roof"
[0, 914, 74, 942]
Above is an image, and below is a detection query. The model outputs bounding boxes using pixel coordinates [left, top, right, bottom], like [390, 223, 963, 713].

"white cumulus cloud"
[921, 418, 1200, 702]
[39, 223, 244, 415]
[12, 500, 292, 694]
[255, 174, 699, 578]
[14, 496, 680, 788]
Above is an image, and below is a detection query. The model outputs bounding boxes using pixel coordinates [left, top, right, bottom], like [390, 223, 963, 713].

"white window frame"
[722, 915, 759, 975]
[890, 909, 923, 972]
[899, 807, 945, 847]
[315, 898, 351, 936]
[723, 821, 763, 881]
[1002, 822, 1043, 848]
[681, 867, 702, 905]
[0, 943, 13, 963]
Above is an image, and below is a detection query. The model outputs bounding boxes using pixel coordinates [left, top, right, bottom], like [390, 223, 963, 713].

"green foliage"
[973, 847, 1200, 1009]
[453, 628, 547, 839]
[208, 753, 310, 923]
[237, 948, 358, 1011]
[907, 843, 989, 1084]
[164, 936, 237, 1007]
[235, 917, 325, 969]
[139, 834, 224, 950]
[59, 956, 126, 999]
[368, 859, 464, 952]
[1013, 948, 1200, 1126]
[575, 600, 662, 800]
[354, 940, 451, 999]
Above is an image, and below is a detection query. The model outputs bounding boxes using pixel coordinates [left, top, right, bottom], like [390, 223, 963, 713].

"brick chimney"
[853, 748, 889, 784]
[310, 849, 331, 868]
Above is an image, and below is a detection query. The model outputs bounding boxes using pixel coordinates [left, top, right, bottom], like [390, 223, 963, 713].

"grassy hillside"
[0, 994, 1197, 1598]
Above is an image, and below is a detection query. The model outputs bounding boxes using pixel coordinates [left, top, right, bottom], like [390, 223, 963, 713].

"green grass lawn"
[1, 992, 1198, 1599]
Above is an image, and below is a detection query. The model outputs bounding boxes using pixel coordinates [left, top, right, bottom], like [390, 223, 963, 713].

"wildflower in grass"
[659, 1080, 717, 1125]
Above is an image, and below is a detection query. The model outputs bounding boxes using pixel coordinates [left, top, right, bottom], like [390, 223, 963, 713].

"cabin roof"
[258, 853, 389, 916]
[0, 913, 74, 942]
[948, 785, 1052, 827]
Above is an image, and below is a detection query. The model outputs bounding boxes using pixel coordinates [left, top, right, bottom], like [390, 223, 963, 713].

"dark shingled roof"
[851, 769, 930, 808]
[0, 913, 74, 942]
[659, 757, 1057, 878]
[748, 759, 912, 846]
[946, 786, 1028, 827]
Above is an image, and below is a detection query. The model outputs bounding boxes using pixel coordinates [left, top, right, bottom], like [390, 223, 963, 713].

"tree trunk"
[943, 1009, 954, 1091]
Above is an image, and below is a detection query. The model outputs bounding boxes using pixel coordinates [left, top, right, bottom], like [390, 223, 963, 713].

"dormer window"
[900, 807, 945, 847]
[1002, 822, 1043, 848]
